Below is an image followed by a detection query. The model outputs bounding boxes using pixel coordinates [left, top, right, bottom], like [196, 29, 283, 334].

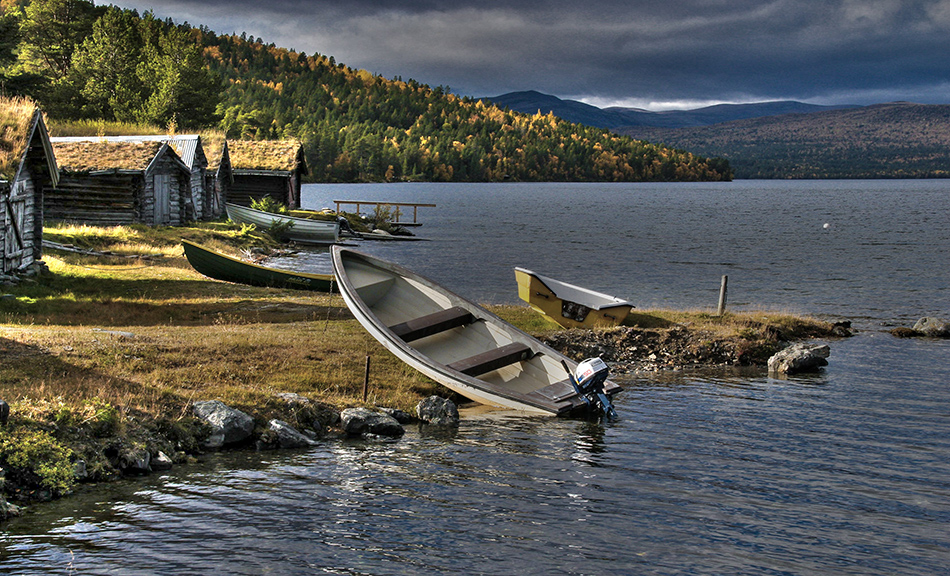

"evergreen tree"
[69, 6, 144, 120]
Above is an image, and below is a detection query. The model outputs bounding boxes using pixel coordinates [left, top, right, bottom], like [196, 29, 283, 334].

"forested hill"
[198, 32, 731, 182]
[618, 103, 950, 179]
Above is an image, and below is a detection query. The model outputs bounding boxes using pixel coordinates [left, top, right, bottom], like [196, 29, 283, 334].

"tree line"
[1, 0, 732, 183]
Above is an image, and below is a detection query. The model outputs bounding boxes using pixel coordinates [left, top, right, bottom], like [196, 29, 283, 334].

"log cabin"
[0, 97, 59, 277]
[201, 133, 231, 219]
[226, 140, 308, 209]
[50, 135, 210, 221]
[47, 139, 191, 226]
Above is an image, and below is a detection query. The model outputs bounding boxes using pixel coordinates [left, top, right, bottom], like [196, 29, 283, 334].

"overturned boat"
[331, 247, 620, 416]
[182, 239, 334, 291]
[515, 267, 634, 329]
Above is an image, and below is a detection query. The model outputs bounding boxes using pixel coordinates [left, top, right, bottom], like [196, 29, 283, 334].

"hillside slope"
[200, 33, 731, 182]
[618, 102, 950, 179]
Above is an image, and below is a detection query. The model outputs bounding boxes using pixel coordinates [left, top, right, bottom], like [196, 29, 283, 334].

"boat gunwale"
[515, 267, 633, 311]
[225, 202, 341, 242]
[331, 247, 617, 415]
[182, 239, 335, 290]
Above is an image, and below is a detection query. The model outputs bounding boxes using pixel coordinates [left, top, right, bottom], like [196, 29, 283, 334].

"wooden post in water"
[362, 356, 371, 402]
[717, 275, 729, 316]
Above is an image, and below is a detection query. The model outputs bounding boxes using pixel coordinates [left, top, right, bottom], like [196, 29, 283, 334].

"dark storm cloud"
[109, 0, 950, 108]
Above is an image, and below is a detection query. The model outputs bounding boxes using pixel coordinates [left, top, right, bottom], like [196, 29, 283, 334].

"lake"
[2, 180, 949, 575]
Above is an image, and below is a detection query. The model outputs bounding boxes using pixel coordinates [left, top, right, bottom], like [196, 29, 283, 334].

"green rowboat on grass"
[182, 239, 334, 291]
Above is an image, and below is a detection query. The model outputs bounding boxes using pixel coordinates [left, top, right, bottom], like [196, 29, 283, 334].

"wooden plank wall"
[44, 174, 140, 226]
[227, 174, 292, 207]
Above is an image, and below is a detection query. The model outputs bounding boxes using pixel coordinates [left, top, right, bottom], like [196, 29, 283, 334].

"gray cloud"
[109, 0, 950, 108]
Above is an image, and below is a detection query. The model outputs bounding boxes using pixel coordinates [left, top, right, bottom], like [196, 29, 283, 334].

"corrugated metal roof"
[49, 135, 205, 169]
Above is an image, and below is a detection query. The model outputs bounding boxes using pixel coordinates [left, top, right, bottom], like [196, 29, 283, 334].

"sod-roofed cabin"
[202, 133, 231, 219]
[48, 139, 190, 226]
[50, 135, 210, 221]
[227, 140, 308, 209]
[0, 97, 59, 277]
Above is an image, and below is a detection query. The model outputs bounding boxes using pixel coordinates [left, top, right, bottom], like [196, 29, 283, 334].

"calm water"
[3, 181, 949, 575]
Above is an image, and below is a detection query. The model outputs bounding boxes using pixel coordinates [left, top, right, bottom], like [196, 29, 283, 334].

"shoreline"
[1, 222, 851, 519]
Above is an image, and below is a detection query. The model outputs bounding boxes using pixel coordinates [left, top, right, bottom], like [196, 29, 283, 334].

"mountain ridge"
[481, 90, 858, 129]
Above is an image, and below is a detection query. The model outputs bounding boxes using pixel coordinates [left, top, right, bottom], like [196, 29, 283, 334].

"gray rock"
[74, 459, 88, 480]
[151, 451, 174, 471]
[193, 400, 255, 449]
[416, 396, 460, 427]
[267, 419, 318, 448]
[379, 407, 414, 424]
[0, 497, 22, 520]
[913, 317, 950, 337]
[117, 447, 151, 473]
[768, 343, 831, 375]
[341, 408, 405, 437]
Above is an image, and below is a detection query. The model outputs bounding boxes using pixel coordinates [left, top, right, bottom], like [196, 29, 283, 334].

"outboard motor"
[564, 357, 617, 418]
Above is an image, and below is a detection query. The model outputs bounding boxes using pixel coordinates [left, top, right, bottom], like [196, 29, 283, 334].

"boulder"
[266, 420, 318, 449]
[416, 396, 460, 427]
[340, 408, 405, 438]
[193, 400, 255, 449]
[379, 407, 414, 424]
[117, 446, 151, 474]
[768, 343, 830, 375]
[913, 317, 950, 337]
[0, 497, 22, 520]
[151, 451, 174, 471]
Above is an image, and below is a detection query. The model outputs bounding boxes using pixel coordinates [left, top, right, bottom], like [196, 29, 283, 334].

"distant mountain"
[617, 102, 950, 179]
[481, 90, 855, 129]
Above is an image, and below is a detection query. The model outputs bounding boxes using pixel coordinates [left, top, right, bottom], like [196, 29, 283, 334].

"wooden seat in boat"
[447, 342, 533, 377]
[389, 306, 475, 342]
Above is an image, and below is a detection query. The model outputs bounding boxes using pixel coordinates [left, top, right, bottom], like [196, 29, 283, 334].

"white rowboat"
[331, 247, 622, 415]
[226, 202, 339, 243]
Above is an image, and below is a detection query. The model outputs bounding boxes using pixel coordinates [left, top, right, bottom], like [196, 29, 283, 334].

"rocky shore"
[542, 320, 853, 375]
[8, 313, 946, 521]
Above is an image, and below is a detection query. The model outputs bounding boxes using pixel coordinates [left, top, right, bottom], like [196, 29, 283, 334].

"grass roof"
[202, 130, 228, 172]
[0, 96, 40, 182]
[52, 141, 166, 173]
[227, 139, 303, 172]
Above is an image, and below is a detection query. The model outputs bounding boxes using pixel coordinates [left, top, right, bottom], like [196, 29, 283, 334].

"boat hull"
[226, 203, 340, 244]
[182, 240, 334, 291]
[332, 248, 621, 415]
[515, 267, 633, 329]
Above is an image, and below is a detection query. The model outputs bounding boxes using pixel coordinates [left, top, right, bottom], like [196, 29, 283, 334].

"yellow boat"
[515, 267, 634, 329]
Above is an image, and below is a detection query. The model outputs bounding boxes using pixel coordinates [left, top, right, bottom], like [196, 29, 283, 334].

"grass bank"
[1, 222, 839, 510]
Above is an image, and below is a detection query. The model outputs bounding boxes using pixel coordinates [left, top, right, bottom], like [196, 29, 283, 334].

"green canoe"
[182, 239, 334, 292]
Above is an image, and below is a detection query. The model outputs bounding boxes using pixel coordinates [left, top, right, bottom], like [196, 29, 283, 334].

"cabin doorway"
[153, 174, 171, 224]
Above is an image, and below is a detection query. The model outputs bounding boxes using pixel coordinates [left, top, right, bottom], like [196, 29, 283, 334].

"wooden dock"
[333, 200, 436, 227]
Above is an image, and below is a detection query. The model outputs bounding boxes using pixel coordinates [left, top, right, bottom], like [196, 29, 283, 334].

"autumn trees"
[0, 0, 730, 182]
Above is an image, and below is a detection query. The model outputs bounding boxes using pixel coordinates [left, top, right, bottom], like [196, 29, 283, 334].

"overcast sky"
[108, 0, 950, 110]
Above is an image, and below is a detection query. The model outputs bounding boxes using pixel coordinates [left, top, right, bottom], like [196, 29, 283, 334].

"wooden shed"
[47, 140, 190, 226]
[51, 135, 210, 221]
[201, 133, 231, 219]
[1, 97, 59, 277]
[226, 140, 308, 209]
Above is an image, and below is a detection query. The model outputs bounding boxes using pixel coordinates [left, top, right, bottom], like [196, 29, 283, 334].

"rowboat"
[225, 203, 340, 244]
[182, 239, 334, 291]
[515, 267, 634, 329]
[331, 247, 621, 416]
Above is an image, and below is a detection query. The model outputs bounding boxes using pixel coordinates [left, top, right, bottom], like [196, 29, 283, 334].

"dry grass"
[2, 223, 829, 424]
[0, 96, 38, 181]
[227, 139, 304, 171]
[1, 223, 443, 419]
[51, 140, 167, 172]
[46, 118, 165, 138]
